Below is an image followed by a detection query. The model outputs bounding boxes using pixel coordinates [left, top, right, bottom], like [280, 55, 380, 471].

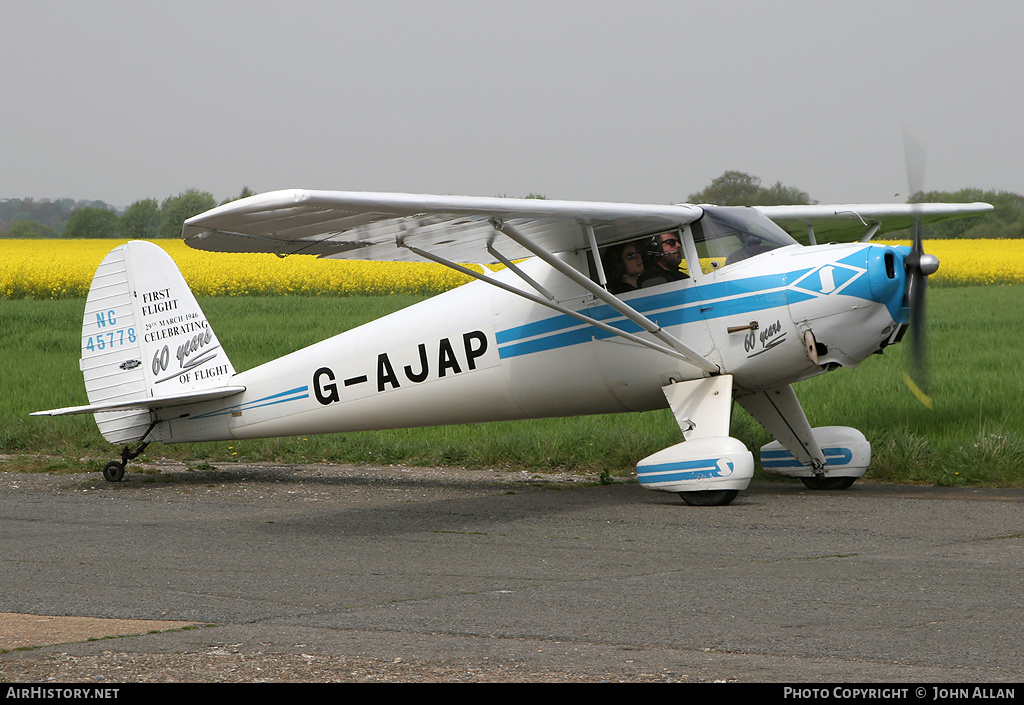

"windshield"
[691, 206, 798, 274]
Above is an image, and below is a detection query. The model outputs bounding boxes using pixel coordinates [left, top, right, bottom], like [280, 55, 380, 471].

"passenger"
[604, 242, 645, 294]
[638, 232, 688, 287]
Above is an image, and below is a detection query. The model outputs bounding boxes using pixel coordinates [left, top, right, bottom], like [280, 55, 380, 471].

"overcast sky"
[3, 0, 1022, 208]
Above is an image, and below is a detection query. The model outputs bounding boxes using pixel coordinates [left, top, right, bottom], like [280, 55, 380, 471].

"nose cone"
[919, 253, 940, 276]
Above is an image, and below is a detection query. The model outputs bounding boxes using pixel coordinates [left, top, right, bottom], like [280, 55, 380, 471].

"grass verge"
[3, 287, 1022, 487]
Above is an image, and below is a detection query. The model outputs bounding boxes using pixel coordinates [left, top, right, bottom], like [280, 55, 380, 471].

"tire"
[678, 489, 739, 506]
[102, 461, 125, 482]
[800, 476, 856, 490]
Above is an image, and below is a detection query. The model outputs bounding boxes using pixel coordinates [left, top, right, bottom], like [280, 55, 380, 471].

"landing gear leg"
[102, 422, 156, 483]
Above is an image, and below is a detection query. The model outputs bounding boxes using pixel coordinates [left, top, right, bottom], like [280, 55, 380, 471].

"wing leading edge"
[182, 190, 703, 264]
[183, 190, 995, 261]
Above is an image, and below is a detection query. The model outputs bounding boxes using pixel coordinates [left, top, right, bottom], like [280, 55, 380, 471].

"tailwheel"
[800, 476, 856, 490]
[101, 421, 156, 483]
[678, 490, 739, 506]
[102, 461, 125, 482]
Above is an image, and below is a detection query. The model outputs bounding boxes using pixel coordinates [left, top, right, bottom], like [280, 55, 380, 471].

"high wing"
[754, 202, 994, 244]
[183, 189, 722, 372]
[183, 190, 703, 264]
[183, 191, 995, 261]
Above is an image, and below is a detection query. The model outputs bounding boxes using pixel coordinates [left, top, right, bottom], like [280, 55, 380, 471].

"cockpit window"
[690, 207, 798, 274]
[600, 230, 690, 293]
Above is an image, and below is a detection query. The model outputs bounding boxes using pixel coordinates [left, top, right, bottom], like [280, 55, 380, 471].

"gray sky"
[3, 0, 1022, 208]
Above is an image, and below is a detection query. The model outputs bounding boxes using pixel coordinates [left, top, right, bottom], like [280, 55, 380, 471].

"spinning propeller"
[902, 130, 939, 409]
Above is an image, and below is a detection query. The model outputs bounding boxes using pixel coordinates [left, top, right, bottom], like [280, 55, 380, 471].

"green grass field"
[3, 286, 1023, 487]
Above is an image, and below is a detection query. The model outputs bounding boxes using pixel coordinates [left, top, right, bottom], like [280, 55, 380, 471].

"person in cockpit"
[638, 232, 688, 287]
[604, 242, 645, 294]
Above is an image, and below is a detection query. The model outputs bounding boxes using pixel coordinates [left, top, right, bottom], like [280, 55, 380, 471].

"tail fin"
[75, 241, 237, 443]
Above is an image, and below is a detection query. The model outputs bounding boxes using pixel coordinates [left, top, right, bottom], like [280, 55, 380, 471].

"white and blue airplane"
[33, 190, 992, 505]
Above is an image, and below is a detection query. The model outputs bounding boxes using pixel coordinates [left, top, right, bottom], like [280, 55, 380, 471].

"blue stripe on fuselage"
[189, 386, 310, 419]
[496, 250, 881, 360]
[496, 270, 812, 360]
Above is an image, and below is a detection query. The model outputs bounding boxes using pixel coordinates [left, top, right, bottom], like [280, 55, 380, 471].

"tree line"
[0, 187, 253, 240]
[684, 171, 1024, 239]
[2, 175, 1022, 239]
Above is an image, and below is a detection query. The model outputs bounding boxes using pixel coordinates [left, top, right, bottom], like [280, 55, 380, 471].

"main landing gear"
[678, 490, 740, 507]
[800, 475, 857, 490]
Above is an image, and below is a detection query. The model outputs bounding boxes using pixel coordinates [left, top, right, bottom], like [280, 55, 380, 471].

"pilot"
[604, 242, 645, 294]
[638, 232, 688, 287]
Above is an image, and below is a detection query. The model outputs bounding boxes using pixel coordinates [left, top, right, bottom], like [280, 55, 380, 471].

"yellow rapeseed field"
[1, 239, 475, 299]
[878, 240, 1024, 287]
[2, 238, 1022, 298]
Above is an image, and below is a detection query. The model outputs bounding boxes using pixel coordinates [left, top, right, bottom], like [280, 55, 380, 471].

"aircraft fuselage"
[157, 238, 909, 445]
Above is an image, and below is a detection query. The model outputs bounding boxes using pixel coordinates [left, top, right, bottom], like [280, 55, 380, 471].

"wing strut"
[584, 223, 608, 288]
[485, 243, 555, 301]
[833, 209, 883, 243]
[492, 219, 720, 374]
[401, 242, 712, 367]
[395, 235, 716, 370]
[858, 222, 882, 242]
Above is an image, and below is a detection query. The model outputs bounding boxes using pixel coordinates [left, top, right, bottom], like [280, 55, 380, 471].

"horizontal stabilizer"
[32, 386, 245, 417]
